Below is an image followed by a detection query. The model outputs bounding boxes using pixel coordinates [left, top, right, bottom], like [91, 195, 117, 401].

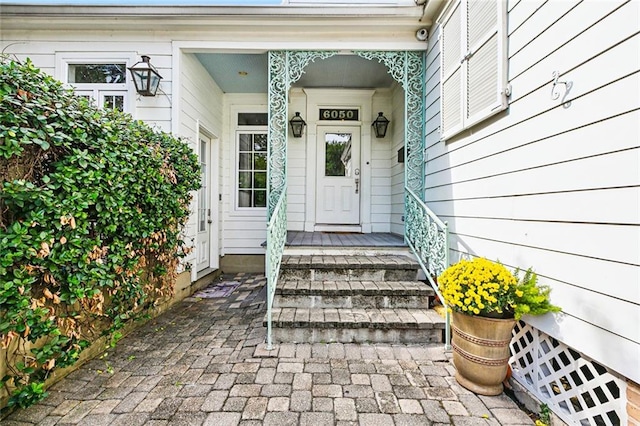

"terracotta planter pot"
[451, 310, 516, 396]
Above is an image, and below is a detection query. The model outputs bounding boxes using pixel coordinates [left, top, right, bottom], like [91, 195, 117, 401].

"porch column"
[354, 51, 425, 196]
[267, 51, 288, 219]
[267, 50, 338, 220]
[265, 50, 336, 350]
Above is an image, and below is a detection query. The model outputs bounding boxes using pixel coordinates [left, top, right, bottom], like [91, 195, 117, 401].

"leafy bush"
[0, 57, 200, 408]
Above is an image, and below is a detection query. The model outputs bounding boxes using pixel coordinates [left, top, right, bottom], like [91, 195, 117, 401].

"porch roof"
[0, 1, 446, 32]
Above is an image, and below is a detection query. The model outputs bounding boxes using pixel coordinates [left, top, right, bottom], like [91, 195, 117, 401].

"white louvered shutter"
[440, 0, 464, 138]
[440, 0, 507, 140]
[465, 0, 507, 128]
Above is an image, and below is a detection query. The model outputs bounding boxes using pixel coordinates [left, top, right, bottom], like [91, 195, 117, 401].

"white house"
[1, 0, 638, 424]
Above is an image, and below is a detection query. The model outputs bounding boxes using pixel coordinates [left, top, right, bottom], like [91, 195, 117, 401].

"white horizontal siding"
[371, 89, 394, 233]
[288, 91, 308, 231]
[425, 0, 640, 383]
[428, 186, 639, 228]
[389, 83, 405, 235]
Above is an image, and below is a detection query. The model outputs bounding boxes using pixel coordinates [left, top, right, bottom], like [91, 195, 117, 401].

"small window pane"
[239, 134, 252, 151]
[239, 153, 252, 170]
[254, 134, 267, 151]
[254, 172, 266, 189]
[238, 172, 251, 189]
[254, 190, 266, 207]
[238, 190, 252, 207]
[103, 95, 124, 111]
[69, 64, 126, 84]
[238, 113, 268, 126]
[254, 153, 266, 170]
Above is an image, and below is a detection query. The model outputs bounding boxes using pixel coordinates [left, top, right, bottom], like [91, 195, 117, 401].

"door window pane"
[198, 139, 208, 232]
[325, 133, 352, 177]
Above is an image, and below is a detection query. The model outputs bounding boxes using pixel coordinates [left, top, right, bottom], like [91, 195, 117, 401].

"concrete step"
[274, 280, 435, 309]
[279, 254, 420, 281]
[265, 307, 445, 344]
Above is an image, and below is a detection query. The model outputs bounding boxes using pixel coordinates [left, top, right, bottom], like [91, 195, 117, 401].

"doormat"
[193, 281, 240, 298]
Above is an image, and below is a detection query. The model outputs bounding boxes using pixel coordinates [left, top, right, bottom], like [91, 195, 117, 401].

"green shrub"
[0, 57, 200, 409]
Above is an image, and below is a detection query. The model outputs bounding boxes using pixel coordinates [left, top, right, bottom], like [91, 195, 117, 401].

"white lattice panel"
[510, 321, 627, 426]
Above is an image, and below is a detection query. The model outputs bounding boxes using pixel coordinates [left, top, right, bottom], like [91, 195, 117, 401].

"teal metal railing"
[405, 187, 451, 349]
[265, 189, 287, 350]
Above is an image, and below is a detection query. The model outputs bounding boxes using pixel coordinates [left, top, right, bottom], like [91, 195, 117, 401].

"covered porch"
[263, 50, 450, 349]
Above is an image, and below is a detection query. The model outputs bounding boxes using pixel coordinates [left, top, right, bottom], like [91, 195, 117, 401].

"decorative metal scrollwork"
[405, 188, 448, 279]
[267, 51, 288, 219]
[265, 191, 287, 349]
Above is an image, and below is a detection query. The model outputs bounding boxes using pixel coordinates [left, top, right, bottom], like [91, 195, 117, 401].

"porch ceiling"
[195, 53, 396, 93]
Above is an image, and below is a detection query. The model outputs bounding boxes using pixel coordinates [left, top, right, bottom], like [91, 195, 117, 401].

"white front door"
[196, 135, 211, 272]
[315, 126, 361, 224]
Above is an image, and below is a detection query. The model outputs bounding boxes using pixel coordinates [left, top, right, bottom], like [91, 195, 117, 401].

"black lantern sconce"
[372, 112, 390, 138]
[289, 112, 307, 138]
[128, 55, 162, 97]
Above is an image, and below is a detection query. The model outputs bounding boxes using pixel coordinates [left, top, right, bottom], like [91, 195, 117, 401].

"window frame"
[235, 129, 268, 210]
[231, 107, 269, 214]
[55, 52, 137, 113]
[438, 0, 508, 140]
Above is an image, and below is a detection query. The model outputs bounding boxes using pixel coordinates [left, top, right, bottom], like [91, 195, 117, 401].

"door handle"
[354, 168, 360, 194]
[355, 178, 359, 194]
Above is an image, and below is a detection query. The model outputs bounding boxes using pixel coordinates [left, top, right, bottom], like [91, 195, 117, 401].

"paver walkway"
[3, 273, 534, 425]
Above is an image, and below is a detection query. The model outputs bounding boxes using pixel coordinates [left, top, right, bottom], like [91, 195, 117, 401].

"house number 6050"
[319, 108, 359, 121]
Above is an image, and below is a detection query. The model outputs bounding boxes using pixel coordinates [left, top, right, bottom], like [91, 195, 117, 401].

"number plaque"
[319, 108, 359, 121]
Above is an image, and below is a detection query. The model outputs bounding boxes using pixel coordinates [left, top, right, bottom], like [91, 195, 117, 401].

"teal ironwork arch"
[354, 51, 425, 195]
[268, 50, 425, 218]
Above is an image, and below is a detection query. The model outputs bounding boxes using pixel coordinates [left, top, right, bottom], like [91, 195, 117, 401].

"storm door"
[196, 135, 211, 272]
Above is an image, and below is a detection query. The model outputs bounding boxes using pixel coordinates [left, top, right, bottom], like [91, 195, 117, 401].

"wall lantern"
[128, 55, 162, 97]
[372, 112, 390, 138]
[289, 112, 307, 138]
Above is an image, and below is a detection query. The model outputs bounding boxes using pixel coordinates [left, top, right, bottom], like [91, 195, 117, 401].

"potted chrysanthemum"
[438, 258, 560, 395]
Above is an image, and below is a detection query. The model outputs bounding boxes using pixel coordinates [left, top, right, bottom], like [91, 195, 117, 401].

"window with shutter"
[439, 0, 508, 140]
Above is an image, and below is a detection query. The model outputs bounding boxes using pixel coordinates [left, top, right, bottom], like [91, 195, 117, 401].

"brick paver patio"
[3, 273, 534, 425]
